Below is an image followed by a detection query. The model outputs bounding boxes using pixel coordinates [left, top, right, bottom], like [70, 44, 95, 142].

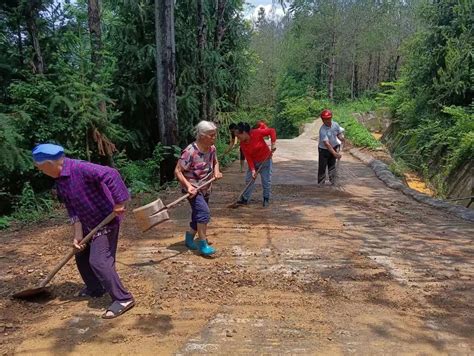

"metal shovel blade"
[133, 177, 217, 232]
[133, 199, 167, 232]
[138, 209, 170, 232]
[133, 198, 166, 217]
[142, 209, 170, 231]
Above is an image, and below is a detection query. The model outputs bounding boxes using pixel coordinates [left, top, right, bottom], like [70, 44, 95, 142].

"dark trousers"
[318, 145, 339, 184]
[188, 193, 210, 231]
[75, 223, 133, 302]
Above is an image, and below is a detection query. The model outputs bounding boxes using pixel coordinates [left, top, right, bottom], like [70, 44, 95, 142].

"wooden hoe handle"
[238, 151, 274, 200]
[39, 212, 116, 288]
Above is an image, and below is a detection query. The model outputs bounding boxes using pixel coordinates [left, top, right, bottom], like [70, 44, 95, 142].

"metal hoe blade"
[12, 287, 50, 300]
[12, 213, 116, 302]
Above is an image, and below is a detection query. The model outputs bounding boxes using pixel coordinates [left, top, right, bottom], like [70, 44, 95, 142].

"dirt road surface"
[1, 121, 473, 355]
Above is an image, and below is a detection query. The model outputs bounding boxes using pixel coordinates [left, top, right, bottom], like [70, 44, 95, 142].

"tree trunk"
[17, 21, 23, 66]
[214, 0, 227, 48]
[320, 61, 324, 89]
[375, 52, 381, 85]
[206, 0, 227, 122]
[25, 3, 44, 74]
[354, 62, 358, 98]
[155, 0, 179, 183]
[367, 54, 372, 90]
[87, 0, 115, 166]
[328, 32, 336, 101]
[351, 54, 358, 99]
[197, 0, 207, 121]
[86, 129, 91, 162]
[87, 0, 102, 69]
[393, 54, 400, 80]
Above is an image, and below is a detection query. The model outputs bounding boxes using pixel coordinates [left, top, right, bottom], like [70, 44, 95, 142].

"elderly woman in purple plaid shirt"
[32, 143, 134, 319]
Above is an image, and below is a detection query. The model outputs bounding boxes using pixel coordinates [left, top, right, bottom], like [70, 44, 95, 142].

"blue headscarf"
[32, 143, 65, 163]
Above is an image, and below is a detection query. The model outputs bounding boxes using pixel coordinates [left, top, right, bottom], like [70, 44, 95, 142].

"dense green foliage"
[332, 100, 380, 149]
[381, 0, 473, 193]
[273, 96, 323, 138]
[0, 0, 251, 218]
[242, 0, 422, 143]
[0, 0, 471, 225]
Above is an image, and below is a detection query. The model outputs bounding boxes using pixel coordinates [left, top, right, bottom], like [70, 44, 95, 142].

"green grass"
[332, 100, 381, 149]
[0, 216, 12, 229]
[388, 158, 410, 180]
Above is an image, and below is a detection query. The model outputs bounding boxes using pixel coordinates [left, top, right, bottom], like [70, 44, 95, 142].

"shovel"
[228, 150, 274, 209]
[12, 212, 116, 300]
[133, 177, 216, 232]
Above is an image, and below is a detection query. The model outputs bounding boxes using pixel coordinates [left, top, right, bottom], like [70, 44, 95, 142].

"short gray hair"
[34, 156, 64, 166]
[195, 120, 217, 139]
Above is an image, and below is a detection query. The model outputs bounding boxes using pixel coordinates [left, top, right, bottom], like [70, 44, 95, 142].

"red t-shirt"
[239, 128, 276, 171]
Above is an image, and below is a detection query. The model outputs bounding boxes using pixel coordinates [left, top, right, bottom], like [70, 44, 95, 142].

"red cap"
[320, 109, 332, 120]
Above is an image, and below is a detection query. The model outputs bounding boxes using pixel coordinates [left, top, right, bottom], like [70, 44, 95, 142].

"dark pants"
[318, 145, 339, 184]
[75, 223, 133, 302]
[188, 193, 210, 231]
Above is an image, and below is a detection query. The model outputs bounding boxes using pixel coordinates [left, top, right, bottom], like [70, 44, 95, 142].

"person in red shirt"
[254, 120, 268, 130]
[254, 120, 272, 149]
[224, 123, 246, 172]
[234, 122, 277, 207]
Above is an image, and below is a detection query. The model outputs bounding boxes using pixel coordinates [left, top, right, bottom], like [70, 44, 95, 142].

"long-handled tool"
[133, 177, 216, 232]
[335, 143, 343, 182]
[227, 150, 274, 209]
[12, 212, 116, 300]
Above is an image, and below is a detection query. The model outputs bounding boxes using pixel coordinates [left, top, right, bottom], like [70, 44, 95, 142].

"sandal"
[102, 300, 135, 319]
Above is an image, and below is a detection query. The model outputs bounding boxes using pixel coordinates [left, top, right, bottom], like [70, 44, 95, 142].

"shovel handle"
[237, 151, 274, 200]
[166, 177, 217, 210]
[39, 212, 116, 288]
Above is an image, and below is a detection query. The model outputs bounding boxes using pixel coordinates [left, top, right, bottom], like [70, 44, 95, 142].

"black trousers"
[318, 145, 339, 184]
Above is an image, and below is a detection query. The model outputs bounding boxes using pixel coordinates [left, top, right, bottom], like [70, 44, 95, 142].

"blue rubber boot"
[197, 239, 216, 256]
[185, 231, 197, 250]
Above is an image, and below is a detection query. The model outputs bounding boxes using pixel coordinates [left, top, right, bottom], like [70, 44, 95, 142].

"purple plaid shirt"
[55, 158, 130, 233]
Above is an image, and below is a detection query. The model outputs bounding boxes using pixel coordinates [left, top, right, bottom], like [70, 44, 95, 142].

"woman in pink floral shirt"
[175, 121, 223, 256]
